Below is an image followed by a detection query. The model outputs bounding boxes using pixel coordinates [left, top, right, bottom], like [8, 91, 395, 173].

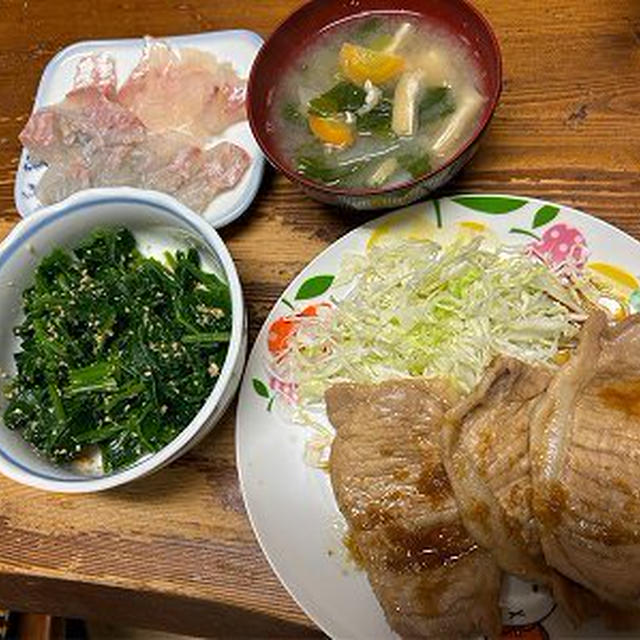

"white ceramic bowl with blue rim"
[0, 187, 247, 492]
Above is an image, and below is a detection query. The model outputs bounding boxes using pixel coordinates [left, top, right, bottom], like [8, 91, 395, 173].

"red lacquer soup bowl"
[247, 0, 502, 210]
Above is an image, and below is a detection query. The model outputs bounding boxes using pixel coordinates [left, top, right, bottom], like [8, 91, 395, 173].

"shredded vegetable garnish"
[268, 235, 614, 415]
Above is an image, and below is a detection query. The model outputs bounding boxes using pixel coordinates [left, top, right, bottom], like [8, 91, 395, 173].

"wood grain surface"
[0, 0, 639, 637]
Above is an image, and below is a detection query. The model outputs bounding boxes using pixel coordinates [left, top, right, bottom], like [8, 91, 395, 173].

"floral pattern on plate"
[238, 194, 640, 640]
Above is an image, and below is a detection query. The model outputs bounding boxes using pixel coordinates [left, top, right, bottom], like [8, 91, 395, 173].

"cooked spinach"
[419, 86, 456, 125]
[3, 227, 231, 473]
[308, 81, 366, 117]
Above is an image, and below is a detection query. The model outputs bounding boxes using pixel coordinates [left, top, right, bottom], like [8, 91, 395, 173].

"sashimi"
[36, 161, 91, 206]
[19, 38, 251, 214]
[175, 142, 251, 212]
[19, 87, 146, 166]
[117, 38, 246, 139]
[25, 107, 249, 212]
[72, 52, 118, 98]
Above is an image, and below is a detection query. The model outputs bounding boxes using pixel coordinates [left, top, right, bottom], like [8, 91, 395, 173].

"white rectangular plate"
[14, 29, 265, 228]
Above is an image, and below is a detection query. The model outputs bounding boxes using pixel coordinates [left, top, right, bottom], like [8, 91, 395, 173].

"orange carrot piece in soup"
[308, 114, 355, 147]
[339, 42, 405, 86]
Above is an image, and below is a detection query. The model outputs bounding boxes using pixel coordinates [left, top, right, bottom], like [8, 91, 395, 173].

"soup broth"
[271, 14, 486, 190]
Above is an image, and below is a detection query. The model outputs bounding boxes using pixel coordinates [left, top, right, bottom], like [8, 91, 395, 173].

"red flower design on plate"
[528, 223, 588, 269]
[501, 623, 549, 640]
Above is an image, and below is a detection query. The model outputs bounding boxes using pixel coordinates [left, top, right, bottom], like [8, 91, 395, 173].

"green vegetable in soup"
[308, 81, 366, 117]
[369, 33, 394, 51]
[353, 16, 384, 40]
[418, 86, 456, 125]
[296, 154, 367, 184]
[282, 101, 305, 124]
[356, 99, 395, 137]
[3, 227, 231, 473]
[398, 153, 431, 178]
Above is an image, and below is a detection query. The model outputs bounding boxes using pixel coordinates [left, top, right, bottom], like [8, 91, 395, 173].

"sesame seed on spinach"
[3, 227, 231, 473]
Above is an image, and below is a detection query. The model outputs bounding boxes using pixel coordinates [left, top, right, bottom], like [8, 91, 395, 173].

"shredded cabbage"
[269, 236, 598, 409]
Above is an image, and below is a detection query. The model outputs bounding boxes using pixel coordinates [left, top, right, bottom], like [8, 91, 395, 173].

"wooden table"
[0, 0, 639, 637]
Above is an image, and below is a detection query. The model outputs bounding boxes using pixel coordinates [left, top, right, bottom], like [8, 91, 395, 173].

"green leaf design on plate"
[295, 275, 335, 300]
[532, 205, 560, 229]
[452, 196, 528, 214]
[252, 378, 270, 399]
[433, 199, 443, 228]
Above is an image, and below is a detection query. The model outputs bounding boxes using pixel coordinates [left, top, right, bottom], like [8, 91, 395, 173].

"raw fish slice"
[21, 87, 147, 204]
[87, 133, 203, 194]
[142, 133, 206, 194]
[89, 131, 204, 193]
[73, 52, 117, 99]
[87, 144, 141, 188]
[19, 87, 146, 166]
[36, 161, 90, 206]
[179, 48, 246, 137]
[202, 141, 251, 188]
[117, 38, 246, 140]
[86, 136, 249, 213]
[60, 87, 147, 149]
[175, 141, 250, 213]
[19, 109, 60, 165]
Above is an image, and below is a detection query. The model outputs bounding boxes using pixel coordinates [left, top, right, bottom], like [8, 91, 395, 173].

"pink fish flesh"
[117, 38, 246, 140]
[19, 41, 251, 213]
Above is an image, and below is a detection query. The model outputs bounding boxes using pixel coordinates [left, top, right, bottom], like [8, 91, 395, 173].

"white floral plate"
[14, 30, 264, 228]
[237, 194, 640, 640]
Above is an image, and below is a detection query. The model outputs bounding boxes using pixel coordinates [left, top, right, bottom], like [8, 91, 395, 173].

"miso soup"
[271, 14, 487, 190]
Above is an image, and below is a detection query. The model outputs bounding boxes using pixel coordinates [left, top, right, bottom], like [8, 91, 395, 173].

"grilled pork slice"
[441, 357, 552, 582]
[531, 311, 640, 610]
[441, 355, 610, 625]
[327, 380, 502, 640]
